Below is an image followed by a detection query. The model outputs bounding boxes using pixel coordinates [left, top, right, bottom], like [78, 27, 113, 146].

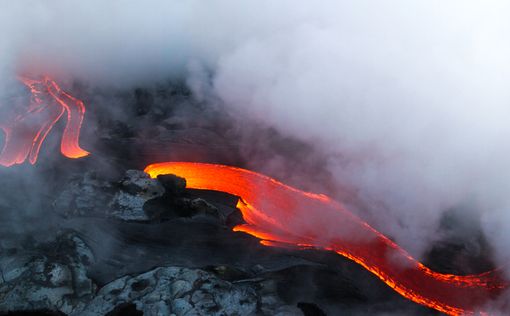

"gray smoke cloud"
[2, 0, 510, 310]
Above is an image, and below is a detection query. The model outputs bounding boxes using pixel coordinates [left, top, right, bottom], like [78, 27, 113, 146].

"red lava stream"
[0, 76, 89, 167]
[145, 161, 509, 315]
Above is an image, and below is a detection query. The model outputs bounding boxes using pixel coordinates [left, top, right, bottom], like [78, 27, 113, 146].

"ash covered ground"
[0, 82, 495, 316]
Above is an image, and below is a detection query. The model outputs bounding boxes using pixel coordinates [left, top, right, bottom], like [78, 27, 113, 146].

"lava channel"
[145, 161, 508, 315]
[0, 76, 89, 167]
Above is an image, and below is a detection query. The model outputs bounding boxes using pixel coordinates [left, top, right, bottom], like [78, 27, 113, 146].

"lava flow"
[145, 162, 508, 315]
[0, 76, 89, 167]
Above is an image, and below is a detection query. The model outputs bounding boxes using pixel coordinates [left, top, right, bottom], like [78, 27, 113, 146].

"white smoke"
[211, 1, 510, 260]
[2, 0, 510, 297]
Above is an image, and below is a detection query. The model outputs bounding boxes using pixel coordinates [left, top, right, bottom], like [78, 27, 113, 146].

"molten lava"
[0, 76, 89, 167]
[145, 162, 508, 315]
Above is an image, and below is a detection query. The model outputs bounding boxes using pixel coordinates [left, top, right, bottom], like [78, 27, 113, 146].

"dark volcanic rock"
[105, 303, 143, 316]
[156, 174, 186, 195]
[297, 302, 327, 316]
[54, 170, 166, 222]
[0, 231, 95, 314]
[53, 171, 114, 218]
[109, 170, 165, 221]
[1, 310, 67, 316]
[76, 266, 299, 316]
[0, 230, 301, 316]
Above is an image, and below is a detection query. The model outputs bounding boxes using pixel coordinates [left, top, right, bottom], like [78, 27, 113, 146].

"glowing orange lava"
[0, 76, 89, 167]
[145, 161, 508, 315]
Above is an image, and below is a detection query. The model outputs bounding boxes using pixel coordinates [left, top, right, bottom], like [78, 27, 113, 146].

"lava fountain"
[145, 161, 508, 315]
[0, 76, 89, 167]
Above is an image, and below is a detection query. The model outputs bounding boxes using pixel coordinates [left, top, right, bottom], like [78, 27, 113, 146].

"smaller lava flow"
[145, 162, 508, 315]
[0, 76, 89, 167]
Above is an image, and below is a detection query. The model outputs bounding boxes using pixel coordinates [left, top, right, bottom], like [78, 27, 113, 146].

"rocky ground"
[0, 230, 298, 316]
[0, 83, 494, 315]
[0, 165, 437, 316]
